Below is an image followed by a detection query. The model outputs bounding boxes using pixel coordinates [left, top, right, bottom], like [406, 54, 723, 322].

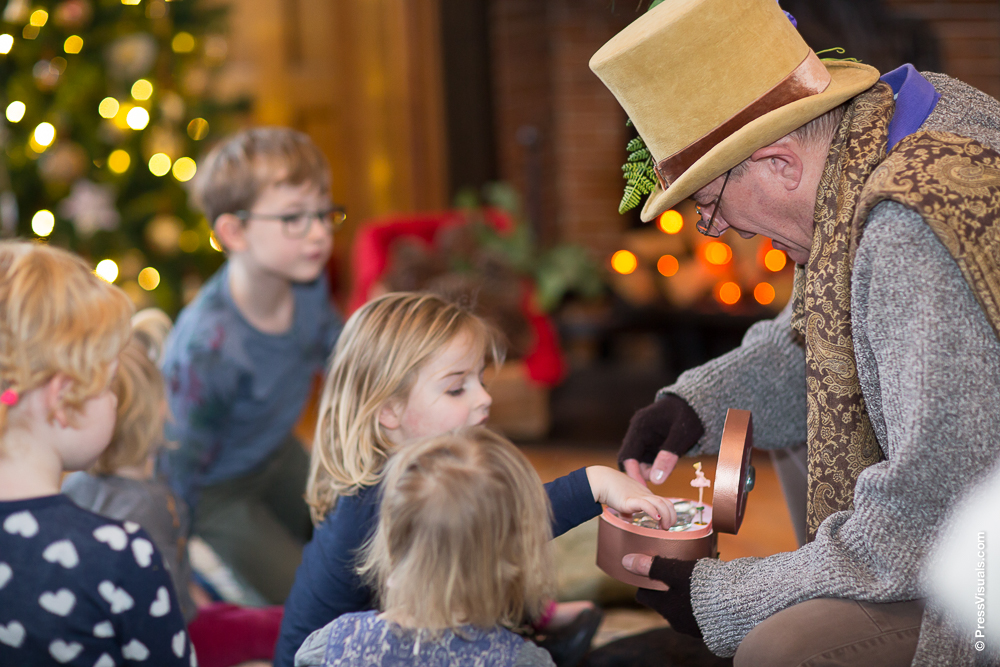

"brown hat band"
[653, 51, 832, 190]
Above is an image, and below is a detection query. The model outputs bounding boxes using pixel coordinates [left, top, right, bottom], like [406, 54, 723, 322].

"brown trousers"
[734, 598, 925, 667]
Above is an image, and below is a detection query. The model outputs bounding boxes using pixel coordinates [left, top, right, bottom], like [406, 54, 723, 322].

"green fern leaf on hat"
[619, 119, 658, 214]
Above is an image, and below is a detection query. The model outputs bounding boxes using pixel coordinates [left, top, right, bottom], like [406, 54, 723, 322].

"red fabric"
[188, 603, 284, 667]
[346, 210, 564, 387]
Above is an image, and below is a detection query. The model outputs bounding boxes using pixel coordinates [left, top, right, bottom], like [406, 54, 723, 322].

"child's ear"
[43, 374, 74, 428]
[213, 213, 246, 253]
[377, 399, 403, 432]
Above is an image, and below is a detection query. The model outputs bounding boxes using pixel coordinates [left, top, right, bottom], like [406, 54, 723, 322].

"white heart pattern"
[49, 639, 83, 663]
[172, 630, 186, 658]
[0, 620, 25, 648]
[39, 588, 76, 616]
[94, 653, 115, 667]
[0, 562, 11, 589]
[42, 539, 80, 569]
[93, 525, 128, 551]
[98, 580, 134, 613]
[122, 638, 150, 661]
[131, 538, 154, 568]
[124, 521, 141, 533]
[191, 647, 199, 667]
[93, 620, 115, 638]
[3, 510, 38, 538]
[149, 586, 171, 617]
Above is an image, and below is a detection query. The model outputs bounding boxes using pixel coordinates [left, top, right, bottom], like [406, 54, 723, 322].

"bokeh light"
[704, 241, 733, 266]
[131, 79, 153, 101]
[657, 210, 684, 234]
[716, 281, 741, 306]
[33, 122, 55, 147]
[108, 149, 131, 174]
[29, 9, 48, 27]
[6, 101, 25, 122]
[138, 267, 160, 291]
[764, 248, 787, 272]
[209, 233, 223, 252]
[31, 210, 55, 237]
[125, 106, 149, 130]
[63, 35, 83, 54]
[148, 153, 172, 176]
[0, 34, 14, 54]
[98, 97, 119, 119]
[657, 254, 679, 277]
[754, 282, 776, 305]
[171, 157, 197, 182]
[172, 32, 195, 53]
[95, 260, 119, 283]
[122, 0, 141, 5]
[187, 117, 209, 140]
[611, 250, 638, 275]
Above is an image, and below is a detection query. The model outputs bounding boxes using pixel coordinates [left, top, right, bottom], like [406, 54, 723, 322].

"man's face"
[690, 157, 817, 265]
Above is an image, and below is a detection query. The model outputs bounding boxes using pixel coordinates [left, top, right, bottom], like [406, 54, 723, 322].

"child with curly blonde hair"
[296, 427, 559, 666]
[275, 292, 676, 666]
[0, 242, 192, 665]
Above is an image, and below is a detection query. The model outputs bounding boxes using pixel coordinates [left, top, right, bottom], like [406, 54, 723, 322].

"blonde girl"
[296, 427, 559, 666]
[0, 242, 192, 665]
[275, 292, 675, 667]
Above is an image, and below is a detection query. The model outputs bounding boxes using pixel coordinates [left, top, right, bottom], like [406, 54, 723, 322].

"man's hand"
[585, 466, 677, 529]
[623, 554, 702, 638]
[619, 394, 705, 486]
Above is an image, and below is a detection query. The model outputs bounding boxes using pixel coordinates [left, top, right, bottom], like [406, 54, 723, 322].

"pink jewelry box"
[596, 409, 755, 591]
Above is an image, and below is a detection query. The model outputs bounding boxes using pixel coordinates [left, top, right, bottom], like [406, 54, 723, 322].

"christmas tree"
[0, 0, 243, 314]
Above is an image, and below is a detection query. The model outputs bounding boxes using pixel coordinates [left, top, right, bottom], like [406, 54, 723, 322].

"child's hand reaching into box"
[586, 466, 677, 529]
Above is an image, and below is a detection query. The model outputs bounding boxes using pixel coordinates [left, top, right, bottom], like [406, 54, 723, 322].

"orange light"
[716, 281, 741, 305]
[764, 248, 787, 272]
[704, 241, 732, 265]
[657, 210, 684, 234]
[657, 254, 679, 277]
[611, 250, 638, 275]
[754, 282, 776, 305]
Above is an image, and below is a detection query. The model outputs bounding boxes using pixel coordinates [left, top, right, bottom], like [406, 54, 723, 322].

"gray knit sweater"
[659, 74, 1000, 666]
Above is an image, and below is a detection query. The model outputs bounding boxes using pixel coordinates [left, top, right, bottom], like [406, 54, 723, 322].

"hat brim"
[640, 61, 881, 222]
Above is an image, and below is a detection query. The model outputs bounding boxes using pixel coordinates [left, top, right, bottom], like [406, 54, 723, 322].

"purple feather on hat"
[777, 1, 798, 27]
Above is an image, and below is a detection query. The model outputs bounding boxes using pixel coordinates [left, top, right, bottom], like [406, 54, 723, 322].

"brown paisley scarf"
[793, 82, 1000, 540]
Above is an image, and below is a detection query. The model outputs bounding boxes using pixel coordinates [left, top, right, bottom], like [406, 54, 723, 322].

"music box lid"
[713, 408, 754, 535]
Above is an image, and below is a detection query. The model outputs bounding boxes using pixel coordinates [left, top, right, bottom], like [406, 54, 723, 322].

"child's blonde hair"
[193, 127, 332, 224]
[359, 426, 554, 630]
[305, 292, 503, 523]
[90, 309, 172, 476]
[0, 241, 132, 438]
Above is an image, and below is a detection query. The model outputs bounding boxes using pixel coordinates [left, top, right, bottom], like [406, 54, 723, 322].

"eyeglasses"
[694, 170, 731, 238]
[234, 205, 347, 239]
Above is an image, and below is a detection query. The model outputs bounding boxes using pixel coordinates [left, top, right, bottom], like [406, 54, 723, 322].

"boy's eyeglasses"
[234, 206, 347, 239]
[694, 170, 731, 238]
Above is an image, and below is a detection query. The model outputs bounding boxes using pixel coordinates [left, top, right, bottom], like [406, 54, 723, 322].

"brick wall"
[886, 0, 1000, 99]
[490, 0, 634, 257]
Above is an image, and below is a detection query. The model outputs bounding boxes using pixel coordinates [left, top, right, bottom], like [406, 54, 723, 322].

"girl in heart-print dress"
[0, 242, 192, 666]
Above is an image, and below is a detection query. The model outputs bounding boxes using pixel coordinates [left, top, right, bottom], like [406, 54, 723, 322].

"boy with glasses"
[160, 127, 344, 604]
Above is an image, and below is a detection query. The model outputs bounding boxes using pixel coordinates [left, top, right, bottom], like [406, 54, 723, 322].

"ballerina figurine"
[691, 461, 711, 524]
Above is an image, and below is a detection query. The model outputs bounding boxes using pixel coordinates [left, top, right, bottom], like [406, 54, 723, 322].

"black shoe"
[534, 606, 605, 667]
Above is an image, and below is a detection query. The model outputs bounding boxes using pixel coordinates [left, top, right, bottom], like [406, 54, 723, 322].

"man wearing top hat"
[590, 0, 1000, 664]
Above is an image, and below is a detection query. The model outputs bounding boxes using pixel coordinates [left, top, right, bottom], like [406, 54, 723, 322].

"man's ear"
[213, 213, 246, 253]
[43, 374, 74, 428]
[377, 399, 403, 432]
[749, 139, 804, 192]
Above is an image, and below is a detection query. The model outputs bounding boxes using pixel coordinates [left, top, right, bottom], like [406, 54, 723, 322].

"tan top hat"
[590, 0, 880, 222]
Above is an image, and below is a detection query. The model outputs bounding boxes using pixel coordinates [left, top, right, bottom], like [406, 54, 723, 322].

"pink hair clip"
[0, 389, 19, 406]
